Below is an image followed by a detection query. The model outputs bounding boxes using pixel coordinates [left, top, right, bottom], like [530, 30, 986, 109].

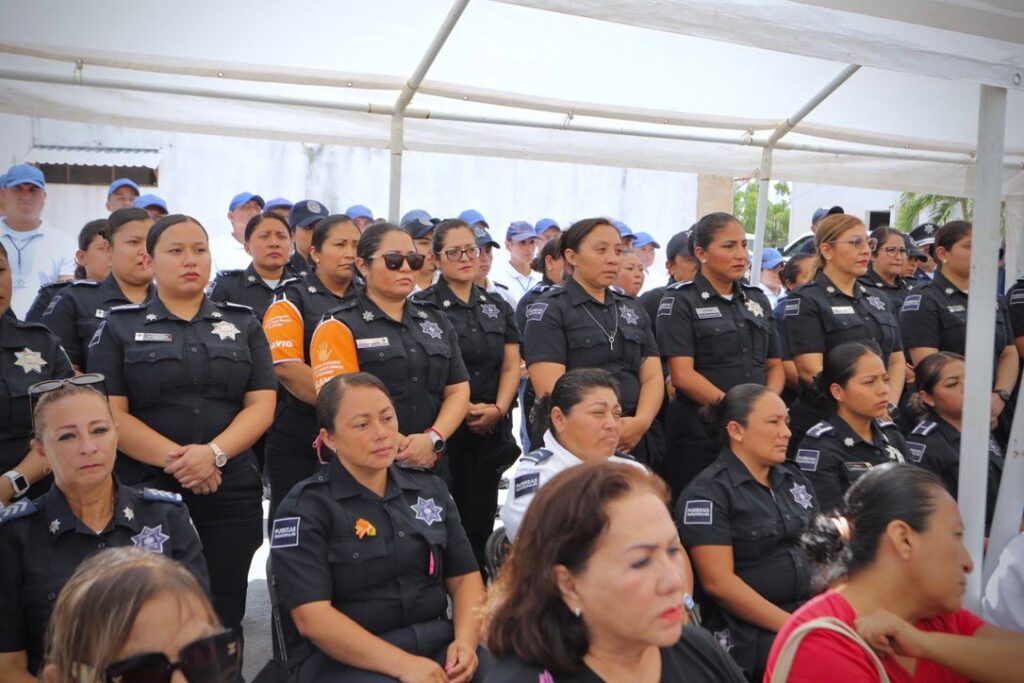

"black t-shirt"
[487, 625, 746, 682]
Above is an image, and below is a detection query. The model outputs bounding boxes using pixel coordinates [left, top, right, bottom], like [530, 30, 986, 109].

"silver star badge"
[13, 348, 47, 374]
[247, 275, 256, 282]
[826, 286, 836, 294]
[211, 311, 223, 319]
[308, 286, 317, 294]
[210, 320, 241, 340]
[700, 291, 710, 300]
[49, 519, 61, 534]
[843, 437, 855, 447]
[945, 288, 954, 295]
[362, 311, 374, 322]
[145, 314, 157, 322]
[123, 507, 135, 521]
[442, 300, 452, 308]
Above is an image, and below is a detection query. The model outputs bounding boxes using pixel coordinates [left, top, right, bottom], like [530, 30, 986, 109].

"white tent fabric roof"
[0, 0, 1021, 196]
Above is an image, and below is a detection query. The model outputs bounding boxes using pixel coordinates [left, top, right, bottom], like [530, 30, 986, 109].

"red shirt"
[764, 590, 985, 682]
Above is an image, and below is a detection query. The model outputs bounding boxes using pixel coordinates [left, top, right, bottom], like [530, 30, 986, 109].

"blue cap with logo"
[506, 221, 538, 243]
[611, 220, 634, 239]
[760, 247, 784, 270]
[133, 193, 168, 212]
[632, 232, 660, 249]
[289, 199, 329, 230]
[345, 204, 373, 220]
[108, 178, 140, 197]
[229, 192, 265, 212]
[812, 205, 844, 225]
[459, 209, 487, 227]
[3, 163, 45, 189]
[401, 209, 437, 239]
[535, 218, 560, 235]
[474, 225, 500, 249]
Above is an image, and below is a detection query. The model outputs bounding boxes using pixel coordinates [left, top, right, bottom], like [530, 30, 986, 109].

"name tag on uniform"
[830, 305, 855, 315]
[134, 332, 173, 342]
[94, 309, 107, 319]
[695, 307, 722, 320]
[356, 337, 390, 349]
[947, 305, 965, 313]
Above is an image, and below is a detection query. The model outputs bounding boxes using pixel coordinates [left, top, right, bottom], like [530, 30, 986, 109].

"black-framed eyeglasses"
[369, 252, 426, 271]
[440, 246, 481, 262]
[879, 246, 908, 258]
[28, 374, 106, 428]
[828, 236, 877, 251]
[103, 630, 242, 683]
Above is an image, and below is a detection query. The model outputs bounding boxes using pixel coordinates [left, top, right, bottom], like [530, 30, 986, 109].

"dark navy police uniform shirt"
[0, 481, 208, 673]
[858, 266, 915, 315]
[23, 281, 69, 324]
[208, 263, 302, 323]
[270, 456, 477, 635]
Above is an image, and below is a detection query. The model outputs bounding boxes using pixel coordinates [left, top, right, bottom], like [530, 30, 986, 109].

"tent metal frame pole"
[984, 393, 1024, 587]
[960, 83, 1007, 610]
[388, 0, 472, 222]
[752, 65, 860, 283]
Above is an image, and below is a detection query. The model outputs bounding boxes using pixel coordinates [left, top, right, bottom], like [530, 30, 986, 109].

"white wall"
[789, 182, 900, 242]
[7, 116, 697, 267]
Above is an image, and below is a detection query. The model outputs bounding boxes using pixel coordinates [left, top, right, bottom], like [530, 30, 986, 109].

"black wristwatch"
[2, 470, 30, 499]
[994, 389, 1012, 404]
[424, 428, 446, 454]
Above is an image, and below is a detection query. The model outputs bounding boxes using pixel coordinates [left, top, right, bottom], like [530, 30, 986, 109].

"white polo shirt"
[494, 260, 540, 305]
[2, 219, 76, 319]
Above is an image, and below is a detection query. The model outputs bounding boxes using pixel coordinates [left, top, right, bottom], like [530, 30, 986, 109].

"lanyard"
[1, 231, 43, 270]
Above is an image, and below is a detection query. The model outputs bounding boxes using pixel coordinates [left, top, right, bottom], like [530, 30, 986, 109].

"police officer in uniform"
[288, 199, 329, 274]
[500, 368, 643, 542]
[523, 218, 662, 461]
[270, 373, 484, 683]
[42, 209, 154, 371]
[262, 214, 362, 517]
[783, 214, 906, 456]
[25, 218, 110, 323]
[317, 223, 471, 479]
[859, 226, 915, 312]
[657, 213, 783, 497]
[87, 214, 276, 634]
[0, 380, 207, 677]
[793, 342, 908, 513]
[0, 241, 74, 506]
[411, 219, 521, 567]
[899, 221, 1017, 436]
[209, 212, 303, 322]
[677, 385, 816, 681]
[637, 227, 698, 332]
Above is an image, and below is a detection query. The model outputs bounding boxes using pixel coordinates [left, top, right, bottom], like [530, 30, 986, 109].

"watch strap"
[3, 471, 30, 498]
[208, 442, 228, 468]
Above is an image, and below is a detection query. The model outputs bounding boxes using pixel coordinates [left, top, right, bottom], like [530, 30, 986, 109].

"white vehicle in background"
[782, 232, 815, 257]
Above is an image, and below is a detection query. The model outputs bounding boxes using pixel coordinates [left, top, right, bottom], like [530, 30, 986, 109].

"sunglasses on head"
[103, 630, 241, 683]
[371, 252, 426, 271]
[28, 374, 106, 428]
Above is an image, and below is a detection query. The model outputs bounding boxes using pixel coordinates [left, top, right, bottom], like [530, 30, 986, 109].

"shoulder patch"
[270, 516, 301, 548]
[906, 441, 927, 464]
[805, 421, 834, 438]
[513, 472, 541, 499]
[784, 297, 801, 317]
[141, 488, 183, 505]
[109, 303, 144, 314]
[911, 420, 938, 437]
[69, 279, 99, 287]
[681, 499, 713, 525]
[521, 448, 553, 464]
[0, 499, 38, 525]
[525, 302, 548, 322]
[901, 294, 922, 312]
[795, 449, 821, 472]
[657, 295, 675, 317]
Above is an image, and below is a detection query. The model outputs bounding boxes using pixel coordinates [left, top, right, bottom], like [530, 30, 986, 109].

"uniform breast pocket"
[693, 319, 740, 365]
[732, 519, 780, 562]
[0, 374, 33, 437]
[206, 343, 254, 398]
[478, 317, 508, 359]
[618, 326, 645, 372]
[820, 309, 866, 344]
[327, 538, 390, 595]
[124, 345, 185, 406]
[423, 341, 453, 392]
[747, 317, 773, 361]
[416, 527, 449, 579]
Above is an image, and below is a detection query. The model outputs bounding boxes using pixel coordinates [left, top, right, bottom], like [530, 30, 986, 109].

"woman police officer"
[0, 380, 207, 681]
[676, 384, 816, 681]
[411, 219, 521, 566]
[315, 222, 471, 477]
[25, 219, 110, 324]
[782, 214, 906, 455]
[262, 214, 362, 516]
[523, 217, 661, 461]
[270, 373, 485, 683]
[42, 208, 154, 371]
[858, 227, 915, 313]
[656, 212, 783, 497]
[87, 214, 277, 634]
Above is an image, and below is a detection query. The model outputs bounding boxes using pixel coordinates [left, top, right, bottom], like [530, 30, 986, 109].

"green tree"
[895, 193, 971, 233]
[733, 180, 791, 248]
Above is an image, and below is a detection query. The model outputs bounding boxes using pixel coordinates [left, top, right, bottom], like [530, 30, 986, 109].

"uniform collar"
[356, 291, 424, 325]
[242, 263, 265, 288]
[829, 414, 887, 450]
[720, 447, 790, 489]
[435, 278, 488, 309]
[0, 313, 40, 347]
[327, 454, 424, 501]
[44, 477, 140, 541]
[815, 272, 868, 299]
[143, 296, 221, 324]
[932, 271, 966, 297]
[930, 415, 961, 442]
[542, 430, 585, 467]
[861, 267, 901, 291]
[693, 271, 744, 303]
[566, 277, 613, 308]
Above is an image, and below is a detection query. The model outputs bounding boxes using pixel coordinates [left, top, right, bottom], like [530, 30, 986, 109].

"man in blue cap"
[345, 204, 374, 232]
[0, 163, 77, 318]
[497, 221, 541, 304]
[757, 247, 786, 307]
[211, 191, 264, 273]
[458, 209, 488, 230]
[631, 231, 661, 295]
[133, 193, 169, 220]
[612, 219, 637, 248]
[797, 205, 844, 254]
[535, 217, 561, 243]
[105, 178, 140, 212]
[264, 197, 293, 220]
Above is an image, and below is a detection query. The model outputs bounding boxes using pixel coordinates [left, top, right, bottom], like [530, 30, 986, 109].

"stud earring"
[573, 606, 582, 618]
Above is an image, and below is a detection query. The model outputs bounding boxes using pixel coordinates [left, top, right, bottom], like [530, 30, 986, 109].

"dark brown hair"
[485, 462, 670, 673]
[316, 372, 392, 434]
[934, 221, 972, 272]
[908, 351, 964, 420]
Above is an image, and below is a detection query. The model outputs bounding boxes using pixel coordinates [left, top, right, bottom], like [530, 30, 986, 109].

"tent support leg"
[961, 83, 1007, 610]
[751, 147, 772, 287]
[389, 114, 405, 223]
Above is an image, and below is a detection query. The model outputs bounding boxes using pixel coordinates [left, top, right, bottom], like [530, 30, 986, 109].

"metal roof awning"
[24, 144, 162, 168]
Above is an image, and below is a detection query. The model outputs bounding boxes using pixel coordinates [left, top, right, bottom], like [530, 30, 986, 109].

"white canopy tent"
[0, 0, 1021, 605]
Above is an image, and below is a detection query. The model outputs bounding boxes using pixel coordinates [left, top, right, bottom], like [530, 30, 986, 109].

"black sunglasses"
[370, 252, 426, 271]
[28, 374, 106, 428]
[103, 630, 242, 683]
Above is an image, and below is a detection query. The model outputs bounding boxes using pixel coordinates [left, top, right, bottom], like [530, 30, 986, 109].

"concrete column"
[696, 174, 734, 220]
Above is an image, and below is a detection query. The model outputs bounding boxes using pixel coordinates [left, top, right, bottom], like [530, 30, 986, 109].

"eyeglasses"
[879, 246, 908, 258]
[103, 630, 242, 683]
[369, 252, 426, 271]
[28, 374, 106, 428]
[828, 237, 877, 251]
[440, 246, 481, 261]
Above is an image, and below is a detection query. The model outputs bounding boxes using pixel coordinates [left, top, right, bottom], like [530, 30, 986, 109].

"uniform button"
[48, 593, 56, 601]
[471, 327, 477, 332]
[148, 352, 156, 358]
[190, 346, 198, 352]
[473, 370, 480, 376]
[585, 338, 591, 344]
[412, 377, 419, 382]
[714, 327, 720, 333]
[232, 351, 238, 358]
[398, 530, 406, 538]
[751, 530, 759, 537]
[193, 380, 199, 385]
[193, 409, 200, 415]
[741, 348, 748, 353]
[738, 322, 745, 328]
[784, 514, 791, 520]
[352, 552, 359, 559]
[317, 475, 324, 482]
[378, 352, 385, 358]
[744, 372, 750, 378]
[97, 542, 106, 549]
[409, 348, 416, 354]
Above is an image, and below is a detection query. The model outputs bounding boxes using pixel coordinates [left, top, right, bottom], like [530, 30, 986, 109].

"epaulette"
[738, 280, 762, 290]
[39, 281, 70, 290]
[667, 280, 694, 291]
[520, 448, 554, 464]
[911, 420, 938, 437]
[11, 319, 52, 332]
[805, 421, 834, 439]
[532, 283, 552, 295]
[875, 419, 897, 430]
[279, 276, 299, 288]
[492, 281, 510, 291]
[216, 269, 245, 278]
[69, 279, 99, 287]
[216, 300, 254, 313]
[109, 303, 145, 314]
[613, 449, 636, 461]
[0, 499, 38, 525]
[332, 298, 359, 312]
[141, 488, 183, 505]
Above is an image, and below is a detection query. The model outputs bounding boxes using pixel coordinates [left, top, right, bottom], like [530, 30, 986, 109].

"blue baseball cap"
[459, 209, 487, 227]
[506, 221, 538, 243]
[345, 204, 373, 220]
[535, 218, 560, 235]
[474, 225, 500, 249]
[632, 232, 660, 249]
[3, 163, 45, 189]
[264, 197, 293, 211]
[401, 209, 437, 239]
[812, 205, 844, 225]
[229, 192, 265, 212]
[611, 220, 634, 239]
[108, 178, 140, 197]
[761, 247, 784, 270]
[133, 193, 168, 212]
